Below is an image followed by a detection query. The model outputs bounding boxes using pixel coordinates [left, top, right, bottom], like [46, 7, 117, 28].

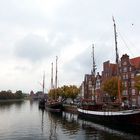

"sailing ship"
[46, 56, 63, 112]
[39, 72, 46, 109]
[77, 18, 140, 126]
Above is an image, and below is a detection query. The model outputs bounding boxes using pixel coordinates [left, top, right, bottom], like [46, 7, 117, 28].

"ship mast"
[113, 17, 119, 65]
[42, 72, 45, 94]
[51, 62, 54, 89]
[92, 44, 96, 76]
[55, 56, 58, 89]
[92, 44, 96, 101]
[113, 17, 121, 103]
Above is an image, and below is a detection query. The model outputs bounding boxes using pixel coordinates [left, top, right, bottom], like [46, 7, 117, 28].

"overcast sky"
[0, 0, 140, 93]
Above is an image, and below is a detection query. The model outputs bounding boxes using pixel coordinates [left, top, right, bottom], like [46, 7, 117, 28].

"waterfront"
[0, 100, 140, 140]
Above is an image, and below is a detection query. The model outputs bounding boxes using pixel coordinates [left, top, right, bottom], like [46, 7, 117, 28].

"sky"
[0, 0, 140, 93]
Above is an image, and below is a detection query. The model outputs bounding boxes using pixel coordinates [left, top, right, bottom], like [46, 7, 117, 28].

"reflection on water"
[78, 119, 140, 140]
[0, 100, 24, 111]
[0, 100, 140, 140]
[47, 111, 140, 140]
[47, 112, 80, 140]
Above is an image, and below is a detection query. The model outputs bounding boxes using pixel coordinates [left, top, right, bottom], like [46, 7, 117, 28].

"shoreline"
[0, 99, 24, 102]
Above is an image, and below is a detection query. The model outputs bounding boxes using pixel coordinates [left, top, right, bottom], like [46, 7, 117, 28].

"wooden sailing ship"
[46, 56, 63, 112]
[77, 18, 140, 126]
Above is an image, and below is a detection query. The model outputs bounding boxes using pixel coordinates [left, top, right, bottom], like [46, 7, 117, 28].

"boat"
[39, 98, 46, 109]
[39, 72, 46, 109]
[77, 17, 140, 126]
[78, 99, 140, 126]
[45, 56, 63, 112]
[46, 100, 63, 112]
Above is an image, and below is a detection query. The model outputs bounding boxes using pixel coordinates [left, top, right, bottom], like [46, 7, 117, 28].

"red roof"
[130, 57, 140, 68]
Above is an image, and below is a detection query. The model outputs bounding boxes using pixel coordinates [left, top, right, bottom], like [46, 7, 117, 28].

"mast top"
[92, 44, 96, 76]
[55, 56, 58, 89]
[51, 62, 54, 89]
[113, 17, 121, 103]
[112, 16, 119, 66]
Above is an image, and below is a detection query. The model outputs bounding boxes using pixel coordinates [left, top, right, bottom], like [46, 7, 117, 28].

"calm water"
[0, 100, 140, 140]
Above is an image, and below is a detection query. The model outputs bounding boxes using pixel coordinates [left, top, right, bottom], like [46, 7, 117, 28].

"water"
[0, 100, 140, 140]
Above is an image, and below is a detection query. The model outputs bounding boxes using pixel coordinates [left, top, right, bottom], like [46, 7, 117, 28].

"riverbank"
[0, 99, 24, 102]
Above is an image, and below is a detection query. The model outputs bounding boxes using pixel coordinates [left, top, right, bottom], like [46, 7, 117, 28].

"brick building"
[102, 60, 117, 81]
[80, 54, 140, 107]
[101, 54, 140, 106]
[120, 54, 140, 106]
[79, 74, 96, 100]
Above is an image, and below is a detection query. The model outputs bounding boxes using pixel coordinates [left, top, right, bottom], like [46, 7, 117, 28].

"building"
[80, 53, 140, 107]
[95, 72, 102, 102]
[120, 54, 140, 106]
[102, 60, 117, 81]
[101, 54, 140, 106]
[80, 74, 96, 100]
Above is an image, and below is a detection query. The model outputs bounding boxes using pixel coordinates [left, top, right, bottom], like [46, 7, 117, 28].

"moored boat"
[78, 99, 140, 126]
[46, 100, 63, 112]
[78, 17, 140, 127]
[46, 56, 63, 112]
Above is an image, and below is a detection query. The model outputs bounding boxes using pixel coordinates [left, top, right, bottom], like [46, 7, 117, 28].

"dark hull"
[46, 101, 63, 112]
[78, 108, 140, 126]
[39, 99, 46, 109]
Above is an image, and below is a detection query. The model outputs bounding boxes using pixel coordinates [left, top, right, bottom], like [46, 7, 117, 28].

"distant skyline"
[0, 0, 140, 93]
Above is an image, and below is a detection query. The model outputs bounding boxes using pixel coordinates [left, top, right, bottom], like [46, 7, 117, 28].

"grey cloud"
[15, 34, 52, 62]
[63, 48, 92, 75]
[63, 43, 114, 77]
[14, 33, 73, 62]
[0, 0, 49, 29]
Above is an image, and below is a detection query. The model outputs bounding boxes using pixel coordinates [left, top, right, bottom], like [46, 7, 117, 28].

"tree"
[48, 85, 80, 101]
[59, 85, 79, 101]
[15, 90, 23, 99]
[48, 88, 61, 100]
[134, 75, 140, 91]
[102, 77, 123, 101]
[68, 85, 80, 101]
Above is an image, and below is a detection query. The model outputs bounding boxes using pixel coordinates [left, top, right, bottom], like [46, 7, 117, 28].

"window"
[131, 73, 134, 78]
[132, 98, 136, 105]
[124, 81, 127, 87]
[123, 74, 125, 79]
[89, 81, 92, 85]
[131, 80, 135, 87]
[123, 67, 127, 72]
[132, 89, 135, 95]
[123, 61, 127, 65]
[122, 90, 128, 96]
[123, 74, 128, 79]
[126, 74, 128, 79]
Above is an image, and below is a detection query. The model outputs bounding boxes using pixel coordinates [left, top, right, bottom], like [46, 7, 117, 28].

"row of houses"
[80, 54, 140, 107]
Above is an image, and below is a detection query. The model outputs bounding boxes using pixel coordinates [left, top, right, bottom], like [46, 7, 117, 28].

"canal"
[0, 100, 140, 140]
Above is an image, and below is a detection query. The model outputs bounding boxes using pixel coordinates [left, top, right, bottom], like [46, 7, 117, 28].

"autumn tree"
[68, 85, 80, 101]
[102, 77, 123, 101]
[134, 75, 140, 91]
[48, 85, 80, 101]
